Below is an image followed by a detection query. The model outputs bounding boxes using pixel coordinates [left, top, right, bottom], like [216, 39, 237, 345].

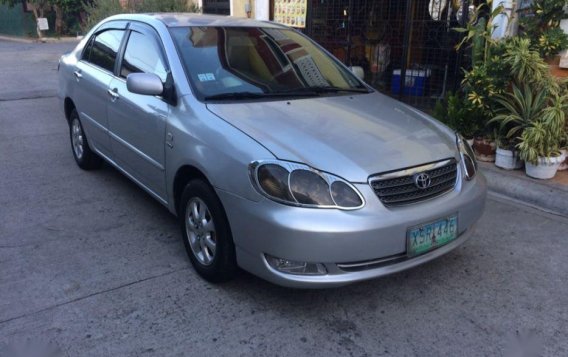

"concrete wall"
[0, 4, 37, 37]
[254, 0, 268, 20]
[231, 0, 253, 18]
[230, 0, 267, 19]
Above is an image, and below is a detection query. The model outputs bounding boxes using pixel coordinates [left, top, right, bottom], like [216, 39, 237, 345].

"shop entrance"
[303, 0, 470, 110]
[202, 0, 231, 15]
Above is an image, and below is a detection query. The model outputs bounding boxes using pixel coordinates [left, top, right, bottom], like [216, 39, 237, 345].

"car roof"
[108, 13, 288, 29]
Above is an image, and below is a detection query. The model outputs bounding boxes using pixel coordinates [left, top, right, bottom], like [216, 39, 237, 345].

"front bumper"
[217, 172, 487, 288]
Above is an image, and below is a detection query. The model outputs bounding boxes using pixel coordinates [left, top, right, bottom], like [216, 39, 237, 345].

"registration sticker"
[197, 73, 216, 82]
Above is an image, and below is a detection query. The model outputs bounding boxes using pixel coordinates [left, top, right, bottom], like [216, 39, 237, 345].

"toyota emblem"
[414, 173, 432, 189]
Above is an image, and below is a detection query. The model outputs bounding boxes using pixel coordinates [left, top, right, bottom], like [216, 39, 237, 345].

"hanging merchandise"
[453, 0, 467, 22]
[274, 0, 308, 28]
[371, 43, 390, 75]
[428, 0, 448, 21]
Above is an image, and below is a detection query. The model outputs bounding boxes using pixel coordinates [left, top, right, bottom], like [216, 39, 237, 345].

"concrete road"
[1, 41, 567, 357]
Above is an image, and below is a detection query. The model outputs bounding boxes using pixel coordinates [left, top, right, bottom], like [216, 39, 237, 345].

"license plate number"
[407, 215, 458, 257]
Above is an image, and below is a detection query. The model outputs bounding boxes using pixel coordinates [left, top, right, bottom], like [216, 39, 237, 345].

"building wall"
[254, 0, 269, 20]
[218, 0, 270, 19]
[231, 0, 254, 18]
[0, 4, 37, 37]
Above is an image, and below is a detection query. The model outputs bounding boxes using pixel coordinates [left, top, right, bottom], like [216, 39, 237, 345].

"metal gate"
[304, 0, 470, 110]
[202, 0, 230, 15]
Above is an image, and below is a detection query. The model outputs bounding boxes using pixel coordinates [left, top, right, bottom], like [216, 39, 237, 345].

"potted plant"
[516, 95, 566, 179]
[490, 84, 549, 170]
[517, 123, 563, 179]
[538, 28, 568, 64]
[473, 135, 497, 162]
[519, 0, 568, 63]
[494, 136, 523, 170]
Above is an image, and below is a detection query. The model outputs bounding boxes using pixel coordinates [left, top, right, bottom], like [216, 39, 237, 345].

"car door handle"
[73, 70, 82, 79]
[107, 88, 120, 101]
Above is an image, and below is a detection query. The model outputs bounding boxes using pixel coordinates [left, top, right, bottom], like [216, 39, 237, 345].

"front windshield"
[169, 26, 368, 100]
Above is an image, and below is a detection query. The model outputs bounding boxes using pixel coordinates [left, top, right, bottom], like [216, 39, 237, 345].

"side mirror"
[350, 66, 365, 81]
[126, 73, 164, 96]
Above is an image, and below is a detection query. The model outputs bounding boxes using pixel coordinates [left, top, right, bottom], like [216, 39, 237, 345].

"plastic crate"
[391, 69, 431, 96]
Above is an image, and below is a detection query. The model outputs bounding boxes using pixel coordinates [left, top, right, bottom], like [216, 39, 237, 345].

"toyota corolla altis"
[58, 14, 486, 288]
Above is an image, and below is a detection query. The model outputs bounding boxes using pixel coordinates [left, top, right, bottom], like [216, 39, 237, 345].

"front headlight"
[250, 160, 364, 209]
[456, 134, 477, 180]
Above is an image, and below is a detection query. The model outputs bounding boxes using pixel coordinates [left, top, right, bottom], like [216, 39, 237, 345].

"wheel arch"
[64, 97, 76, 122]
[173, 165, 211, 216]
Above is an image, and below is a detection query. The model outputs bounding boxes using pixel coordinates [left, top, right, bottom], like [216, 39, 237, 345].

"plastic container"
[391, 69, 431, 96]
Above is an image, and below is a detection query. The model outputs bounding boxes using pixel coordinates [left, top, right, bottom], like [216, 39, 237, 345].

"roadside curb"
[0, 35, 80, 44]
[0, 35, 35, 43]
[40, 37, 82, 43]
[480, 162, 568, 216]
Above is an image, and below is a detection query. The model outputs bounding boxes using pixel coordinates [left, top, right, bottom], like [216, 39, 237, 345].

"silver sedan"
[58, 13, 486, 288]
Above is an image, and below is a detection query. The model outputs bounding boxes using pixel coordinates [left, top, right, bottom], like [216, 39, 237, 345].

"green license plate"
[407, 215, 458, 257]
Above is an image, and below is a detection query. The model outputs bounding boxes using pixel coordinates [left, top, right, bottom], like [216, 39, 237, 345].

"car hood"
[206, 92, 457, 182]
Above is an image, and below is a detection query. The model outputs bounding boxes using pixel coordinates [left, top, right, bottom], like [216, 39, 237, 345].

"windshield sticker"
[198, 73, 216, 82]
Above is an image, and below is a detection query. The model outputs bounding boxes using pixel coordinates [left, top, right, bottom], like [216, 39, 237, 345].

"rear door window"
[87, 29, 125, 73]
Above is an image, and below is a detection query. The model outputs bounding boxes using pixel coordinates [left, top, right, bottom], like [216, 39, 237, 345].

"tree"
[0, 0, 82, 38]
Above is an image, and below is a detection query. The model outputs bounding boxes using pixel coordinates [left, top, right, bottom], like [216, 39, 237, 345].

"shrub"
[83, 0, 199, 32]
[519, 0, 568, 59]
[433, 92, 484, 139]
[82, 0, 124, 32]
[538, 27, 568, 59]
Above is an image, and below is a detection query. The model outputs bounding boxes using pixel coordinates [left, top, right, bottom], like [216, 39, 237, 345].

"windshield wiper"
[203, 86, 370, 101]
[276, 86, 371, 94]
[304, 86, 371, 93]
[204, 91, 320, 101]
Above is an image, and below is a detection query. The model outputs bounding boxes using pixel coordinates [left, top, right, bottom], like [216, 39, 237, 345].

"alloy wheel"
[71, 118, 84, 160]
[185, 197, 217, 266]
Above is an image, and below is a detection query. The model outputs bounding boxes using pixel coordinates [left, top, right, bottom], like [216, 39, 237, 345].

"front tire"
[69, 109, 102, 170]
[179, 179, 237, 282]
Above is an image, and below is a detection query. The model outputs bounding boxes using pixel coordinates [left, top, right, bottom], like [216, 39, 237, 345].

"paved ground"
[1, 40, 568, 357]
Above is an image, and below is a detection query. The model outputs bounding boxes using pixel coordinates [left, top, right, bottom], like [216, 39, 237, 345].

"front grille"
[370, 159, 457, 206]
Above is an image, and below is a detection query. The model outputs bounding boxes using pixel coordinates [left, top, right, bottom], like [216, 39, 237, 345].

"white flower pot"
[495, 148, 523, 170]
[558, 149, 568, 171]
[525, 155, 563, 179]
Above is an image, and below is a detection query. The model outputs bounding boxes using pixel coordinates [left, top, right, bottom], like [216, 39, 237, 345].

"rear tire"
[179, 179, 237, 282]
[69, 109, 102, 170]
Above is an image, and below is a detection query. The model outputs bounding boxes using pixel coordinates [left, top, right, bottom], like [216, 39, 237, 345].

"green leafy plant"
[433, 92, 484, 139]
[517, 122, 560, 164]
[503, 37, 550, 86]
[83, 0, 199, 32]
[515, 94, 567, 164]
[448, 0, 568, 157]
[520, 0, 568, 59]
[454, 0, 506, 65]
[490, 84, 548, 144]
[560, 129, 568, 149]
[461, 48, 509, 114]
[133, 0, 199, 13]
[453, 1, 511, 137]
[0, 0, 84, 36]
[538, 27, 568, 59]
[82, 0, 123, 32]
